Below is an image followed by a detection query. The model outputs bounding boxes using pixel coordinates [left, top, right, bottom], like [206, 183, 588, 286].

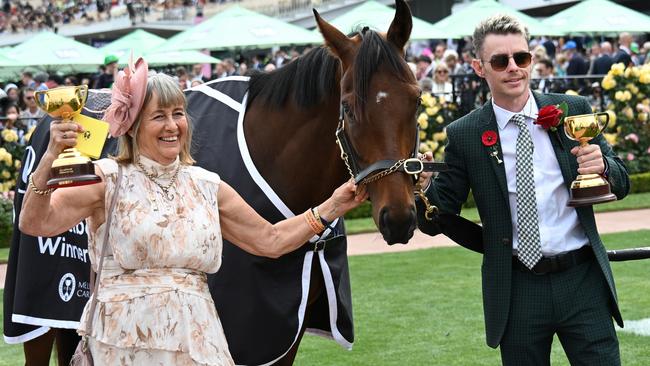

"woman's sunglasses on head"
[483, 52, 532, 71]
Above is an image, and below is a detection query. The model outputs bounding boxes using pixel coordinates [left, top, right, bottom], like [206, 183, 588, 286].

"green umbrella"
[434, 0, 565, 38]
[101, 29, 220, 66]
[100, 29, 165, 60]
[319, 0, 447, 40]
[0, 52, 19, 67]
[0, 52, 22, 82]
[542, 0, 650, 35]
[156, 6, 322, 52]
[143, 50, 220, 66]
[5, 31, 104, 73]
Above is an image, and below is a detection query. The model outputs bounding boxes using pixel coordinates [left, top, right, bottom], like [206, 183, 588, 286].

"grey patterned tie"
[512, 114, 543, 269]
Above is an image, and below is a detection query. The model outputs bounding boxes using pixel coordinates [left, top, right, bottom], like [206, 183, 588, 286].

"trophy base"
[567, 174, 617, 207]
[47, 161, 101, 189]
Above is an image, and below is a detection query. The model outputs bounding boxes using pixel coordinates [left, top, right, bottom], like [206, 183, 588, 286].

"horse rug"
[186, 76, 354, 365]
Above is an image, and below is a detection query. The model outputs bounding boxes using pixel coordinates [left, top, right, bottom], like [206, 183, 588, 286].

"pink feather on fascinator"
[103, 56, 149, 137]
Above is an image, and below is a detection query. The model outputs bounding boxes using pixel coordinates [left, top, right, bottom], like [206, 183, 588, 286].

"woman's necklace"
[136, 160, 181, 201]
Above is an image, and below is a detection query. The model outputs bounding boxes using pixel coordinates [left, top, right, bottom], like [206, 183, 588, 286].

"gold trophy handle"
[34, 89, 49, 112]
[75, 85, 89, 108]
[595, 112, 609, 133]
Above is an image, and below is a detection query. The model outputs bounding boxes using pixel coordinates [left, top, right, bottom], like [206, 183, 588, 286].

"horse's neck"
[244, 97, 347, 214]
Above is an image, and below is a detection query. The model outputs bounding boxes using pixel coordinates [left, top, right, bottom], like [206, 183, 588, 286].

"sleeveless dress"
[77, 156, 234, 365]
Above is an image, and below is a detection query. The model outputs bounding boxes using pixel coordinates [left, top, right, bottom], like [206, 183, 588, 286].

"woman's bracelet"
[311, 207, 330, 228]
[304, 208, 325, 234]
[28, 174, 55, 196]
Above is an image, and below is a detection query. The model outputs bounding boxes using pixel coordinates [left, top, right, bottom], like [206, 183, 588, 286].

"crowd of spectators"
[2, 30, 649, 146]
[0, 0, 244, 34]
[406, 32, 650, 112]
[0, 0, 110, 34]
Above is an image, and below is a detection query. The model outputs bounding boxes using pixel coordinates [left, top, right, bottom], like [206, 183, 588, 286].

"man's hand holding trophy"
[35, 85, 109, 188]
[564, 111, 617, 207]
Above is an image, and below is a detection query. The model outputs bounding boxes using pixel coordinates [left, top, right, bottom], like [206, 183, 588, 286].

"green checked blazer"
[418, 92, 630, 348]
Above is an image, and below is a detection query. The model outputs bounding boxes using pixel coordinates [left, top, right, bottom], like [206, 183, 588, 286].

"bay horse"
[186, 1, 422, 364]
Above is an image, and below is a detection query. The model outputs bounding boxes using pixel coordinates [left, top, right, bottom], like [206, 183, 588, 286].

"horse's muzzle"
[378, 205, 417, 245]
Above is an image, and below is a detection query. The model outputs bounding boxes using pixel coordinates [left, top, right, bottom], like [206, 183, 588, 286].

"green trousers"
[499, 257, 620, 366]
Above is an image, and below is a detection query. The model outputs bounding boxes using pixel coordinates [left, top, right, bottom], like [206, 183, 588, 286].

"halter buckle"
[403, 158, 424, 175]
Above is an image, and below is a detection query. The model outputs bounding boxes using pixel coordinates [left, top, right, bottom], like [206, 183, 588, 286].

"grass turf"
[1, 231, 648, 365]
[294, 230, 650, 365]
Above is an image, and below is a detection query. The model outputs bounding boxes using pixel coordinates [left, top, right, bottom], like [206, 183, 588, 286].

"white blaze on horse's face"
[376, 91, 389, 104]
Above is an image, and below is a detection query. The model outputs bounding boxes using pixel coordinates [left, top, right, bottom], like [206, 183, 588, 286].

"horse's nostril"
[409, 206, 416, 223]
[379, 207, 389, 228]
[378, 207, 391, 235]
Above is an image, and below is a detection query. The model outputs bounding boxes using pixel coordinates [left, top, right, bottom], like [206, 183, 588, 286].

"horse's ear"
[313, 8, 354, 67]
[387, 0, 413, 53]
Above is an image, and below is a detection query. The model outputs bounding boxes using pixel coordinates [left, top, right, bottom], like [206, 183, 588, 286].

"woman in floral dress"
[19, 58, 367, 365]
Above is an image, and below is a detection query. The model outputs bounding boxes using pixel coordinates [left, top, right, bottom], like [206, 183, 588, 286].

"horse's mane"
[247, 46, 340, 109]
[246, 28, 413, 116]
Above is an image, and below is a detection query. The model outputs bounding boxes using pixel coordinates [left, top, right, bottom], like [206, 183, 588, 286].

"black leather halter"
[335, 103, 449, 185]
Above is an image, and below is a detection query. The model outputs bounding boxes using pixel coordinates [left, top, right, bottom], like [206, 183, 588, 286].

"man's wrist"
[602, 157, 610, 178]
[421, 178, 432, 193]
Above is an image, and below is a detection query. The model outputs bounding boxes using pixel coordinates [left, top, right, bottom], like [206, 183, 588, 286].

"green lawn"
[294, 230, 650, 365]
[1, 230, 649, 365]
[0, 248, 8, 264]
[345, 192, 650, 234]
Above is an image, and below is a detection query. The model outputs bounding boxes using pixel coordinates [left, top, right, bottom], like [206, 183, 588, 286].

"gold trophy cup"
[35, 85, 103, 188]
[563, 112, 616, 207]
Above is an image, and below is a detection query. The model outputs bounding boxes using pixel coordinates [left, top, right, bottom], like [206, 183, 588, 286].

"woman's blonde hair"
[114, 73, 195, 165]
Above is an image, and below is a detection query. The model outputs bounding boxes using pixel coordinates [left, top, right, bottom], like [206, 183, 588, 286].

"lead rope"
[415, 183, 438, 221]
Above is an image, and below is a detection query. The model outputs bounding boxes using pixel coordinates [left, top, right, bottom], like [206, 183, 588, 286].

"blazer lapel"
[479, 102, 510, 207]
[533, 92, 578, 189]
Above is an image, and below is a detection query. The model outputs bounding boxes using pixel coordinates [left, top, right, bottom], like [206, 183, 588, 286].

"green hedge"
[0, 197, 13, 248]
[345, 172, 650, 219]
[630, 172, 650, 194]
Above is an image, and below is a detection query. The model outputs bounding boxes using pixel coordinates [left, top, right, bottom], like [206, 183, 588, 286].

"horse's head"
[315, 0, 421, 244]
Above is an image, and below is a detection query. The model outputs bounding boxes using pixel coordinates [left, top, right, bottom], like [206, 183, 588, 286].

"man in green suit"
[417, 14, 629, 365]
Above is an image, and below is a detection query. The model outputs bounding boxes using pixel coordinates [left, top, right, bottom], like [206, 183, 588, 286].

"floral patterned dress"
[78, 156, 234, 365]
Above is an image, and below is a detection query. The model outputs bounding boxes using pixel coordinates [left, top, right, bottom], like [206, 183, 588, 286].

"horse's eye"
[342, 102, 353, 120]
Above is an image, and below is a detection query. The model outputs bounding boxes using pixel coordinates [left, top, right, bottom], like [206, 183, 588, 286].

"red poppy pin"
[481, 130, 498, 146]
[535, 102, 568, 132]
[482, 130, 502, 164]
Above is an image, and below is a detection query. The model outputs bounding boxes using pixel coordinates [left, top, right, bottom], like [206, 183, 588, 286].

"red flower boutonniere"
[535, 102, 568, 132]
[481, 130, 498, 146]
[481, 130, 502, 164]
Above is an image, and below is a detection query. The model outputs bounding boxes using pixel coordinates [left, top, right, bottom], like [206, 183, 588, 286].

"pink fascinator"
[103, 56, 149, 137]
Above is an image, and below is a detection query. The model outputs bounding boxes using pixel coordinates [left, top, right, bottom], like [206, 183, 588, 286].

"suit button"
[502, 238, 511, 246]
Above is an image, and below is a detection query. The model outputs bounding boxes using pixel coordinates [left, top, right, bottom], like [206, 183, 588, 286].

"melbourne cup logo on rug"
[58, 273, 76, 302]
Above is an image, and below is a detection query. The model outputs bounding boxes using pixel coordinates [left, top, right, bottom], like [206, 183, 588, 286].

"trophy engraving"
[563, 112, 617, 207]
[35, 86, 106, 188]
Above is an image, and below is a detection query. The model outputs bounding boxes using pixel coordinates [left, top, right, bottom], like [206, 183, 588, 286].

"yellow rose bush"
[601, 63, 650, 173]
[0, 129, 27, 193]
[417, 93, 458, 160]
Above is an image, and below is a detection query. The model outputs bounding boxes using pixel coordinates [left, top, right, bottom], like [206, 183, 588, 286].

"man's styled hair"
[472, 14, 530, 59]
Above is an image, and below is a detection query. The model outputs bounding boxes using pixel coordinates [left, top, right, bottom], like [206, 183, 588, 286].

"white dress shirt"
[492, 92, 588, 256]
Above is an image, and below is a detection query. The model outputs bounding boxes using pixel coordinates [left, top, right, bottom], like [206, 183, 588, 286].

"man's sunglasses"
[482, 52, 532, 71]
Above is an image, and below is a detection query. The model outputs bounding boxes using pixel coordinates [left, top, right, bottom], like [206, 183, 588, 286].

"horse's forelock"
[352, 30, 412, 122]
